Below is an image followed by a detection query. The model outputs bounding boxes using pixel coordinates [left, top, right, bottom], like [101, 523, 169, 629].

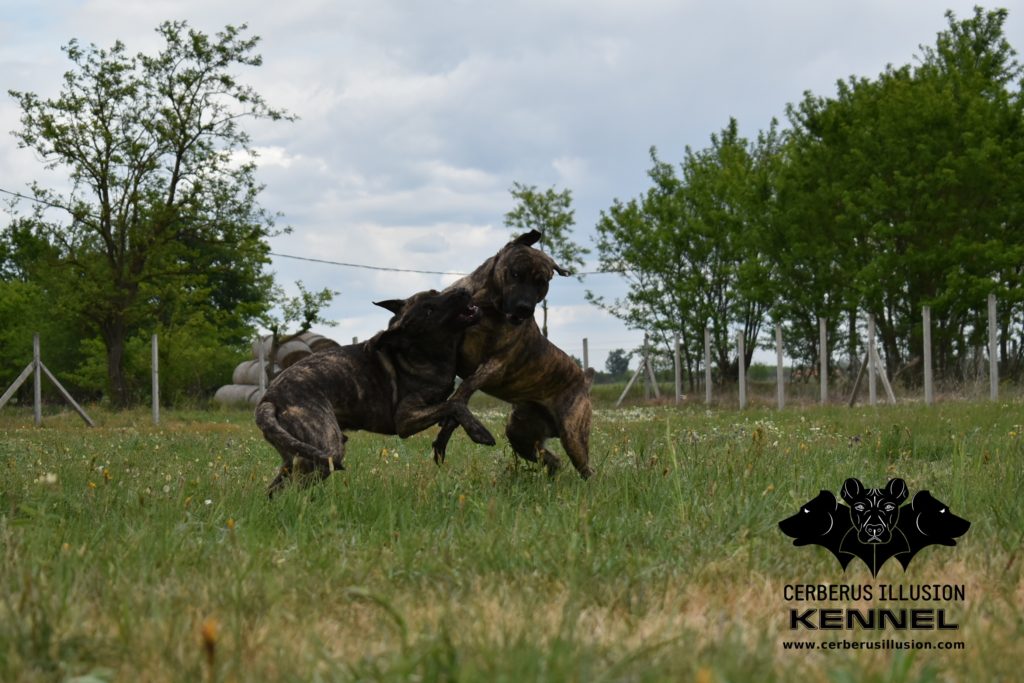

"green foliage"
[604, 348, 631, 376]
[593, 7, 1024, 385]
[6, 21, 291, 406]
[590, 119, 780, 388]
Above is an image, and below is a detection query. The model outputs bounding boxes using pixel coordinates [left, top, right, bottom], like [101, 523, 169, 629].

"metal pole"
[775, 323, 785, 410]
[737, 331, 746, 410]
[704, 327, 712, 405]
[923, 306, 933, 405]
[152, 334, 160, 426]
[988, 294, 998, 401]
[582, 337, 589, 371]
[674, 334, 682, 404]
[867, 315, 877, 406]
[33, 333, 41, 426]
[819, 318, 828, 405]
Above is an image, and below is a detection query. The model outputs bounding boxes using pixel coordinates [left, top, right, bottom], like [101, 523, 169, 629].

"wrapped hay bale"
[213, 384, 261, 406]
[232, 360, 279, 385]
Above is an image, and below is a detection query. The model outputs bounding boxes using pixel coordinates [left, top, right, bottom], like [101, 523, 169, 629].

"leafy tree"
[604, 348, 630, 376]
[590, 119, 780, 389]
[504, 182, 588, 337]
[777, 7, 1024, 382]
[7, 21, 291, 406]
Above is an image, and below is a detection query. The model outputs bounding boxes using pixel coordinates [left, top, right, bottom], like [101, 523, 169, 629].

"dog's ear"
[910, 489, 931, 511]
[373, 299, 405, 315]
[512, 230, 543, 247]
[840, 478, 864, 503]
[818, 490, 838, 509]
[885, 478, 909, 504]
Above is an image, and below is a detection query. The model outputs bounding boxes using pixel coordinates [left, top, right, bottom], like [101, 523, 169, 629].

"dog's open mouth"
[458, 304, 481, 325]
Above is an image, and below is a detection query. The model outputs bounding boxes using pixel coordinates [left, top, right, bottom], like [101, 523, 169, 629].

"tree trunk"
[101, 318, 130, 409]
[542, 299, 548, 338]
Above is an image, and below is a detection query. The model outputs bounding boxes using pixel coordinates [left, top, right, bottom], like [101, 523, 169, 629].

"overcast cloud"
[2, 0, 1018, 370]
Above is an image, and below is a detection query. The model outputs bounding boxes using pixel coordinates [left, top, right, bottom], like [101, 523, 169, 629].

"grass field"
[1, 397, 1022, 682]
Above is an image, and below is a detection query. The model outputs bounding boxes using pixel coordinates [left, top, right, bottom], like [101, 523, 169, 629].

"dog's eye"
[802, 508, 809, 514]
[940, 508, 947, 514]
[511, 270, 521, 280]
[424, 306, 434, 317]
[854, 504, 865, 512]
[884, 504, 895, 512]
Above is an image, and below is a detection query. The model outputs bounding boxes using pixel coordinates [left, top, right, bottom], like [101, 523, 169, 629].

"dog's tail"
[254, 401, 335, 465]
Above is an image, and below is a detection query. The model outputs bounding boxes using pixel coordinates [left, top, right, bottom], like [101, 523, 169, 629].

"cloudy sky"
[2, 1, 1018, 370]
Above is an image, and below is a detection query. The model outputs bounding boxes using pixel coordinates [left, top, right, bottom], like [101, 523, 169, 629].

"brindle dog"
[433, 230, 596, 479]
[255, 288, 495, 496]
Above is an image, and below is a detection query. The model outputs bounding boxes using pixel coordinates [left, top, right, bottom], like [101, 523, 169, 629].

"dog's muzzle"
[458, 304, 481, 326]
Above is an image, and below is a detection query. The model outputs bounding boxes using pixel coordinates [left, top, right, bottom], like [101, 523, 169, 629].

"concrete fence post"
[152, 334, 160, 426]
[819, 318, 828, 405]
[923, 306, 933, 405]
[775, 323, 784, 410]
[988, 294, 998, 401]
[737, 331, 746, 410]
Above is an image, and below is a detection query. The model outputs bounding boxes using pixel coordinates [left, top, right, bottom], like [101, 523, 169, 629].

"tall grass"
[1, 400, 1022, 681]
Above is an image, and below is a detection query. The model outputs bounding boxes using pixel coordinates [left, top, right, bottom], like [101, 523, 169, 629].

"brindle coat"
[255, 288, 495, 496]
[434, 230, 595, 478]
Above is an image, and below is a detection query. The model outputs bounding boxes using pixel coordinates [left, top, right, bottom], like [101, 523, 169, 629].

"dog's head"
[373, 288, 480, 350]
[779, 490, 846, 546]
[906, 491, 970, 546]
[490, 230, 571, 325]
[840, 477, 908, 544]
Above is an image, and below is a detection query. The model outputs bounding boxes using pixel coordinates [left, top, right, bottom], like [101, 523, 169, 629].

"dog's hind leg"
[506, 403, 562, 475]
[260, 403, 346, 497]
[555, 394, 594, 480]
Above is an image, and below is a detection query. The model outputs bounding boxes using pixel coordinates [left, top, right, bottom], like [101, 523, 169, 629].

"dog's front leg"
[432, 358, 504, 463]
[394, 399, 495, 447]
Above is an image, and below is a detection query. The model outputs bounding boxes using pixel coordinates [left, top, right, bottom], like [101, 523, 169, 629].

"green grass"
[1, 399, 1022, 682]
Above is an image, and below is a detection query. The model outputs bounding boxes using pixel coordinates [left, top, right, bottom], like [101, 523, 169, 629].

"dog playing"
[432, 230, 596, 479]
[255, 288, 495, 496]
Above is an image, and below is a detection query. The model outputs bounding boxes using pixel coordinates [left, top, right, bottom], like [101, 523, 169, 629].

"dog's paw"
[466, 422, 496, 446]
[432, 445, 447, 465]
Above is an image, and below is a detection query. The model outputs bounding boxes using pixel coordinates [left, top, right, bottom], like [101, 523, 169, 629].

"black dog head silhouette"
[778, 490, 854, 569]
[780, 479, 969, 576]
[896, 490, 971, 569]
[779, 490, 846, 547]
[906, 490, 971, 544]
[841, 477, 908, 544]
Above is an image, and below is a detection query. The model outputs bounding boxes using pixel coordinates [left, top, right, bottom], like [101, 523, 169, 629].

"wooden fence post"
[152, 334, 160, 426]
[988, 294, 998, 401]
[775, 323, 784, 410]
[737, 331, 746, 410]
[582, 337, 589, 371]
[704, 327, 712, 405]
[923, 306, 933, 405]
[819, 318, 828, 405]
